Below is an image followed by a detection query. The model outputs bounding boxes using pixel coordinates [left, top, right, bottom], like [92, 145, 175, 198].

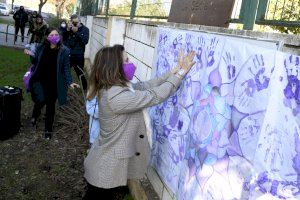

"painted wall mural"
[149, 27, 300, 199]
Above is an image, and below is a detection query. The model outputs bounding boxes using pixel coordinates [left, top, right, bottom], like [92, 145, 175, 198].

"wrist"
[171, 65, 180, 74]
[175, 69, 185, 79]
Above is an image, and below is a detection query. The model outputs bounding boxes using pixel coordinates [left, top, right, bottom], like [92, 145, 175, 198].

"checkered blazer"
[84, 72, 182, 188]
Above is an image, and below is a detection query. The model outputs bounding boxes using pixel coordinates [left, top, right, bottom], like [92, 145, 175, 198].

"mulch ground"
[0, 93, 131, 200]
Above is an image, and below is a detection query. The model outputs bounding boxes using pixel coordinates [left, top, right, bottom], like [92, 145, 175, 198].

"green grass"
[0, 46, 31, 103]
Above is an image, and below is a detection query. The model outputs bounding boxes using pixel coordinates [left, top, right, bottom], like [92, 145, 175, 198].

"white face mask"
[61, 23, 66, 28]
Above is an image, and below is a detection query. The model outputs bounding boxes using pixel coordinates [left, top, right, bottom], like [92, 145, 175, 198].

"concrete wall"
[124, 22, 157, 83]
[82, 16, 300, 200]
[89, 17, 108, 63]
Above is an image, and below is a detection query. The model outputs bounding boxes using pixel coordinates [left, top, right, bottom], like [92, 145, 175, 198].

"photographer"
[65, 14, 89, 91]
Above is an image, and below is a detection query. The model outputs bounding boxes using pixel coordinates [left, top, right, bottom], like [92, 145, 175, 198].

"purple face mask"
[47, 35, 60, 45]
[123, 63, 136, 81]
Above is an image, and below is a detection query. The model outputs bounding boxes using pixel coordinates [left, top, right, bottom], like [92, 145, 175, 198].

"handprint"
[178, 137, 185, 161]
[284, 55, 300, 104]
[159, 34, 168, 46]
[250, 54, 270, 91]
[235, 54, 271, 109]
[173, 34, 183, 49]
[196, 36, 206, 67]
[255, 67, 270, 91]
[285, 55, 300, 77]
[237, 113, 263, 161]
[168, 145, 180, 164]
[263, 125, 284, 171]
[238, 79, 256, 107]
[178, 76, 194, 108]
[171, 95, 178, 106]
[186, 33, 193, 53]
[223, 52, 236, 80]
[206, 37, 219, 67]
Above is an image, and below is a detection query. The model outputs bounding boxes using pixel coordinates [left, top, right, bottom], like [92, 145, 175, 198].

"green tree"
[52, 0, 76, 19]
[109, 0, 167, 17]
[265, 0, 300, 34]
[66, 3, 75, 17]
[80, 0, 98, 15]
[109, 0, 131, 15]
[39, 0, 48, 14]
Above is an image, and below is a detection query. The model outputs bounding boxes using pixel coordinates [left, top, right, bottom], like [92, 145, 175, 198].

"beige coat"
[84, 72, 182, 188]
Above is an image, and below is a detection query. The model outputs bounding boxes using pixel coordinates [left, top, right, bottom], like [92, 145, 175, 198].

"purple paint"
[284, 75, 300, 103]
[241, 79, 256, 97]
[209, 68, 222, 88]
[255, 68, 270, 91]
[293, 131, 300, 193]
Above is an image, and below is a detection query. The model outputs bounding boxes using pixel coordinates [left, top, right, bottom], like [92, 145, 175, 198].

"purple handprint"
[284, 55, 300, 104]
[239, 79, 256, 105]
[196, 36, 206, 67]
[206, 37, 219, 67]
[186, 33, 193, 53]
[255, 67, 270, 91]
[262, 125, 284, 172]
[223, 52, 236, 80]
[171, 95, 178, 106]
[236, 54, 271, 109]
[169, 107, 180, 128]
[168, 145, 180, 164]
[250, 54, 270, 90]
[159, 34, 168, 46]
[156, 56, 171, 74]
[173, 34, 183, 49]
[284, 76, 300, 102]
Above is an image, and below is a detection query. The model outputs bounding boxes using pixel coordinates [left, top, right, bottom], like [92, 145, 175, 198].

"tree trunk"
[38, 0, 48, 14]
[11, 0, 14, 10]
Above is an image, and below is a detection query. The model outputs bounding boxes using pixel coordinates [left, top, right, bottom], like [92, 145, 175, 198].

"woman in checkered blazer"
[83, 45, 196, 199]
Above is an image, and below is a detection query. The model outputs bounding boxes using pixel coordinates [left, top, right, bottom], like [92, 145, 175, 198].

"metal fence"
[232, 0, 300, 29]
[92, 0, 300, 30]
[0, 24, 30, 47]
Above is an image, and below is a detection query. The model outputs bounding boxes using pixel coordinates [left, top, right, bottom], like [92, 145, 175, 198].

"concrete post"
[242, 0, 260, 30]
[106, 16, 126, 46]
[84, 15, 94, 59]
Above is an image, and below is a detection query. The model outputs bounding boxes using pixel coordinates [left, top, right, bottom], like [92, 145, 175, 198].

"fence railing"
[0, 24, 30, 46]
[90, 0, 300, 30]
[234, 0, 300, 29]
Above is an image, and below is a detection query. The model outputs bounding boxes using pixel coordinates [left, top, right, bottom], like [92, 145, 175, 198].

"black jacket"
[30, 44, 73, 105]
[30, 21, 48, 43]
[13, 10, 28, 27]
[59, 27, 68, 45]
[65, 24, 89, 56]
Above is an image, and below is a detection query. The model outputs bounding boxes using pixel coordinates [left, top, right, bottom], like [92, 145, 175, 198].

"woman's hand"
[24, 49, 34, 56]
[171, 65, 180, 74]
[176, 50, 196, 78]
[69, 83, 80, 89]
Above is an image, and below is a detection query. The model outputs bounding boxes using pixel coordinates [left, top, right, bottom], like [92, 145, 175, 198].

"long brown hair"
[87, 45, 128, 100]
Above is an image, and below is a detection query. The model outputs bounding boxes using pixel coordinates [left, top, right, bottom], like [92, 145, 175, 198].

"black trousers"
[83, 183, 128, 200]
[70, 55, 87, 90]
[32, 95, 57, 132]
[15, 25, 25, 42]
